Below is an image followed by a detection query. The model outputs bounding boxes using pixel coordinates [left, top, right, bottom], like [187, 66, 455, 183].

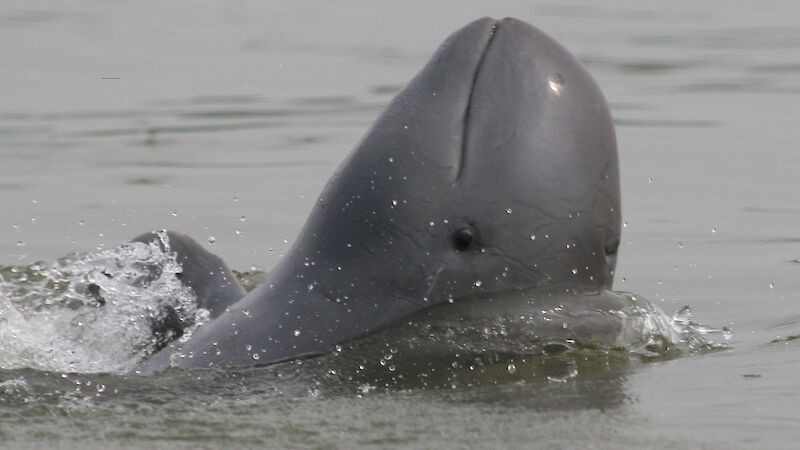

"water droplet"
[245, 344, 252, 351]
[171, 210, 178, 217]
[207, 236, 216, 245]
[474, 280, 482, 287]
[307, 284, 314, 291]
[648, 177, 654, 184]
[506, 208, 512, 214]
[530, 235, 536, 240]
[391, 200, 398, 206]
[711, 228, 717, 234]
[240, 216, 247, 222]
[571, 268, 578, 275]
[15, 241, 26, 247]
[388, 157, 394, 163]
[507, 363, 516, 374]
[673, 305, 692, 324]
[293, 329, 301, 336]
[678, 241, 684, 248]
[769, 282, 775, 289]
[252, 353, 260, 360]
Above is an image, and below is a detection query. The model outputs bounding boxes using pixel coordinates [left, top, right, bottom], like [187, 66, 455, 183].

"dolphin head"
[141, 17, 622, 370]
[291, 17, 620, 310]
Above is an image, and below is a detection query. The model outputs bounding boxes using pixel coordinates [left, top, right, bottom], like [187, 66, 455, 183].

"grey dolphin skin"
[136, 17, 620, 373]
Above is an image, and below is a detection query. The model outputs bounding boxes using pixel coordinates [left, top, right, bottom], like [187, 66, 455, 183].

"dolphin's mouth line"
[455, 18, 501, 182]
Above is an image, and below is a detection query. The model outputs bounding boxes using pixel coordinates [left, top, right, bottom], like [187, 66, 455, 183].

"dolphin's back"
[133, 231, 246, 319]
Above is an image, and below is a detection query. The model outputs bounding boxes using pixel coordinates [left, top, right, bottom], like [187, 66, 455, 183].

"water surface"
[2, 0, 800, 448]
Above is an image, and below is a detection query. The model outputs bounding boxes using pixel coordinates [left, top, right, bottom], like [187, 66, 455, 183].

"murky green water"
[2, 0, 800, 448]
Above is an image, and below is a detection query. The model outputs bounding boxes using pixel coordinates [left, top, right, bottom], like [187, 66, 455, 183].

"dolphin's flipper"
[132, 231, 246, 319]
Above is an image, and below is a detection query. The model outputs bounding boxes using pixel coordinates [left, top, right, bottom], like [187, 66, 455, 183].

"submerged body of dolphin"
[135, 17, 621, 373]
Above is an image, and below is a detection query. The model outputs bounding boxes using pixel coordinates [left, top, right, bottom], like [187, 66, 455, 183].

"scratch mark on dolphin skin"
[421, 264, 445, 304]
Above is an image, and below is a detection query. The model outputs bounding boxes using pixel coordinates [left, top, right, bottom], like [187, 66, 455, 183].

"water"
[2, 0, 800, 447]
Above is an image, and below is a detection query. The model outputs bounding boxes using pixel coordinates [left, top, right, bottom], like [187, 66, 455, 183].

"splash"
[606, 294, 730, 359]
[0, 232, 205, 374]
[316, 289, 730, 390]
[396, 289, 731, 359]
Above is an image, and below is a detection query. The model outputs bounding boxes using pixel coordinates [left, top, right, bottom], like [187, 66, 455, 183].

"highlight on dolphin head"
[136, 17, 621, 371]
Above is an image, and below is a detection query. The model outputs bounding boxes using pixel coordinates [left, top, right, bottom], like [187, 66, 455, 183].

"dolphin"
[135, 16, 620, 373]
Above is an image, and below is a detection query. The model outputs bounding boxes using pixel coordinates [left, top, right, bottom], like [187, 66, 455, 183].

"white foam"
[0, 232, 204, 374]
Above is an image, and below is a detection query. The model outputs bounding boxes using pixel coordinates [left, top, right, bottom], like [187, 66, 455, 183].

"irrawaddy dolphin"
[134, 16, 621, 373]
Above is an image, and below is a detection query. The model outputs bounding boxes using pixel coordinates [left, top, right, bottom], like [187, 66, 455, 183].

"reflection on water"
[0, 95, 385, 144]
[614, 118, 718, 128]
[629, 26, 800, 49]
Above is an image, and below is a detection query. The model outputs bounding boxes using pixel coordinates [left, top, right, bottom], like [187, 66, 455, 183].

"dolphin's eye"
[452, 226, 475, 251]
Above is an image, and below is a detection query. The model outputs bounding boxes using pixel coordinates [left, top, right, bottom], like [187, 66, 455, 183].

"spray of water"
[0, 231, 206, 374]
